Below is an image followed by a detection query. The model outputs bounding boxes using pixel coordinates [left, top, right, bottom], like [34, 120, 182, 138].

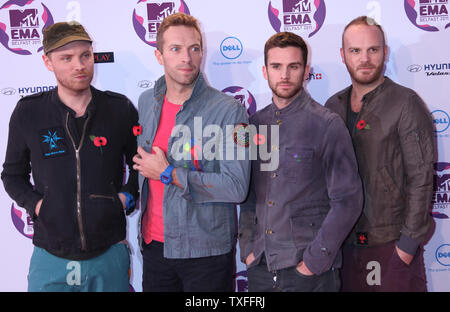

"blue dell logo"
[220, 36, 243, 60]
[436, 244, 450, 266]
[432, 110, 450, 133]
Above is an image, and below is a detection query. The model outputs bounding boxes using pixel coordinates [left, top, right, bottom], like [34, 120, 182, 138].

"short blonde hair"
[156, 12, 202, 52]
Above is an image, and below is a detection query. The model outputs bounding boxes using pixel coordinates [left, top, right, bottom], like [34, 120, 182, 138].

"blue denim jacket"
[137, 73, 250, 258]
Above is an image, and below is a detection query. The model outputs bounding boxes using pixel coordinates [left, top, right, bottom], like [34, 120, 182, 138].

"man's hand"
[133, 146, 169, 180]
[35, 199, 43, 217]
[245, 252, 255, 266]
[118, 192, 126, 210]
[296, 261, 314, 276]
[395, 245, 414, 265]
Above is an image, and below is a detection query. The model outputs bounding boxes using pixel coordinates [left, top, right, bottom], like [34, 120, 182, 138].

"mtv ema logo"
[432, 162, 450, 219]
[0, 0, 54, 55]
[11, 203, 34, 239]
[405, 0, 450, 32]
[222, 86, 257, 117]
[132, 0, 190, 48]
[268, 0, 326, 38]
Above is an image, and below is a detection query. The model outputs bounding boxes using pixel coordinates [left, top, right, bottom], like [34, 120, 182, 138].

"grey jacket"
[325, 77, 434, 255]
[137, 73, 250, 258]
[239, 90, 363, 275]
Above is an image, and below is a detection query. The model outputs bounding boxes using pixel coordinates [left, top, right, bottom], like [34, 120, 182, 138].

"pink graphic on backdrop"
[132, 0, 190, 48]
[404, 0, 449, 32]
[11, 203, 34, 239]
[268, 0, 326, 38]
[0, 0, 54, 55]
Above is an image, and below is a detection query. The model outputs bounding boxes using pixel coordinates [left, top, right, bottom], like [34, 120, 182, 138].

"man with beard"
[2, 22, 139, 291]
[132, 13, 250, 292]
[238, 32, 363, 292]
[325, 16, 435, 292]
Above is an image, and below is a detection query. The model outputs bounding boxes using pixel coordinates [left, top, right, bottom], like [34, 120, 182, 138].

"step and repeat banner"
[0, 0, 449, 292]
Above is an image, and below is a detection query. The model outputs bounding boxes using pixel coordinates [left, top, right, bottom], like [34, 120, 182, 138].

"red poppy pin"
[133, 125, 142, 136]
[356, 119, 371, 130]
[90, 135, 107, 153]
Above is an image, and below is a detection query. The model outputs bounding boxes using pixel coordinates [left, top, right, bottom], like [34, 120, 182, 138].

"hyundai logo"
[435, 244, 450, 266]
[138, 80, 153, 89]
[407, 64, 422, 73]
[1, 87, 16, 96]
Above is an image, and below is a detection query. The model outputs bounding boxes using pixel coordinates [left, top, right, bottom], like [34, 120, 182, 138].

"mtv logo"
[283, 0, 311, 13]
[434, 162, 450, 189]
[147, 2, 175, 21]
[9, 9, 39, 28]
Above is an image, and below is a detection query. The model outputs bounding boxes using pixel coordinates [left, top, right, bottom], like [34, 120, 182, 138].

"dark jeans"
[341, 241, 427, 292]
[247, 257, 340, 292]
[141, 241, 234, 292]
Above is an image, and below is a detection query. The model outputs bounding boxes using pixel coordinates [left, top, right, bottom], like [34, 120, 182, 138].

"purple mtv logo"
[432, 162, 450, 219]
[9, 9, 39, 28]
[147, 2, 175, 21]
[283, 0, 311, 13]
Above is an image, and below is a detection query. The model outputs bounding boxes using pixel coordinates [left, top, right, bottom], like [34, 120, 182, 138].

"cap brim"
[45, 36, 92, 54]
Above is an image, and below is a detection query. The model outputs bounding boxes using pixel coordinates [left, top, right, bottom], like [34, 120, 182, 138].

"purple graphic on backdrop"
[432, 162, 450, 219]
[0, 0, 54, 55]
[404, 0, 449, 32]
[11, 203, 34, 239]
[222, 86, 256, 117]
[132, 0, 190, 48]
[268, 0, 326, 38]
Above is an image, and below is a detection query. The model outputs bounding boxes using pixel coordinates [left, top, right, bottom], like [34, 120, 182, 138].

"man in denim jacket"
[133, 13, 250, 291]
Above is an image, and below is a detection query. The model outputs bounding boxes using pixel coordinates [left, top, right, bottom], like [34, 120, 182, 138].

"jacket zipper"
[65, 111, 91, 251]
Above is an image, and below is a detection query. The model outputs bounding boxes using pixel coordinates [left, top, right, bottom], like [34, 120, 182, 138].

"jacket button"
[270, 172, 277, 179]
[266, 229, 273, 235]
[277, 119, 282, 125]
[268, 200, 275, 207]
[275, 111, 281, 116]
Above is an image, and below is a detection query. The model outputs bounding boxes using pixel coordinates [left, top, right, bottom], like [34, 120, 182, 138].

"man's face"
[42, 41, 94, 94]
[263, 46, 309, 102]
[155, 25, 202, 89]
[341, 24, 387, 86]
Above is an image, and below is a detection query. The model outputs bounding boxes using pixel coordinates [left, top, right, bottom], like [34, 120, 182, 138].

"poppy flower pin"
[90, 135, 107, 153]
[133, 125, 142, 136]
[356, 119, 371, 130]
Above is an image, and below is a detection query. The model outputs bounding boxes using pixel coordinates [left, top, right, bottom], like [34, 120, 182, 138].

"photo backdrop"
[0, 0, 449, 292]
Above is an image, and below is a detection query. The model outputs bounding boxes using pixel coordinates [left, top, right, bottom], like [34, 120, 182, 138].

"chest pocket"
[281, 147, 313, 183]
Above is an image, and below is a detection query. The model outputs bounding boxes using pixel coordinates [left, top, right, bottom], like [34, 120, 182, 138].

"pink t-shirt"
[142, 97, 181, 244]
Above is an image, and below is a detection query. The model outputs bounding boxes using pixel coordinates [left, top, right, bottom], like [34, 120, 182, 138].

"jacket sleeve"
[175, 103, 251, 204]
[396, 93, 434, 255]
[1, 101, 43, 219]
[302, 115, 363, 275]
[118, 99, 140, 214]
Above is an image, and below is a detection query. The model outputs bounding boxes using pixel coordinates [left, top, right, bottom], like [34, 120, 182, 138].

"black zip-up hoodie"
[2, 87, 139, 260]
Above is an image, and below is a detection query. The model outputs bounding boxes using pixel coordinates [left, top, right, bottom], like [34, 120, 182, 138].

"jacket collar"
[269, 88, 311, 114]
[336, 76, 393, 115]
[51, 85, 98, 117]
[153, 72, 207, 108]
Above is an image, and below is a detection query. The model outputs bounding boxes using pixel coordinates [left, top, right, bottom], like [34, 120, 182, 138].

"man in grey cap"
[2, 22, 139, 291]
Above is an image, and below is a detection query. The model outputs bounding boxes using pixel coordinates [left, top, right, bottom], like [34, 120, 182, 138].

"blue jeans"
[28, 243, 130, 292]
[247, 256, 340, 292]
